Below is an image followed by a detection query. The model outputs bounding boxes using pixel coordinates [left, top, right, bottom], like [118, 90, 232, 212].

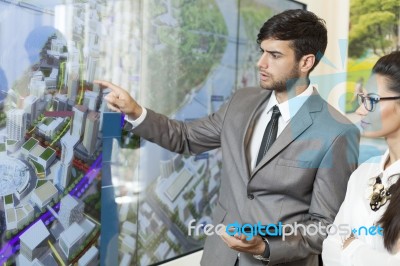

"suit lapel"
[250, 91, 324, 178]
[239, 90, 272, 178]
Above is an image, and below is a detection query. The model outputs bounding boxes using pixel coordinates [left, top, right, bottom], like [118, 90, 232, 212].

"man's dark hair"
[257, 9, 327, 72]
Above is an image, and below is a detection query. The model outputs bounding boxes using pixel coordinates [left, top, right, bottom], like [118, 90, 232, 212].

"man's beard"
[260, 64, 301, 93]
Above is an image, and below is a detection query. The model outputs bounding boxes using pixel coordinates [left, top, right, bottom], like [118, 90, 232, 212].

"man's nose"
[257, 54, 267, 69]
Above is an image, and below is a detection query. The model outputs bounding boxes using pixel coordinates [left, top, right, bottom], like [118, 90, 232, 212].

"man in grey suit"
[96, 9, 359, 266]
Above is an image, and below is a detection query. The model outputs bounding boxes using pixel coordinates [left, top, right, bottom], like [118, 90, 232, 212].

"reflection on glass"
[0, 1, 102, 265]
[105, 0, 305, 265]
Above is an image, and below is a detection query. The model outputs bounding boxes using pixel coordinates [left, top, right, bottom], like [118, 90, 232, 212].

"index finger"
[93, 80, 123, 92]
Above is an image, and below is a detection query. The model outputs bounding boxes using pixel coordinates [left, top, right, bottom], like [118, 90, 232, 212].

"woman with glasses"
[322, 51, 400, 265]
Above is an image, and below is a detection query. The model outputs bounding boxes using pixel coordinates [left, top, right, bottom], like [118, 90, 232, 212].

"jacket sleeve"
[131, 97, 233, 155]
[268, 124, 360, 264]
[321, 167, 356, 266]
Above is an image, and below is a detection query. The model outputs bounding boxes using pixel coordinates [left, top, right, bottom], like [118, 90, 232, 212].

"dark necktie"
[256, 105, 281, 166]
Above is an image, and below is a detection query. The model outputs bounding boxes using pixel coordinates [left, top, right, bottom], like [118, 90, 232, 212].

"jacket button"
[247, 194, 254, 200]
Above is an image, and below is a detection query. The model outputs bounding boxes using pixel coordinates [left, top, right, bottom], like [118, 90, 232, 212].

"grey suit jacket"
[132, 87, 360, 266]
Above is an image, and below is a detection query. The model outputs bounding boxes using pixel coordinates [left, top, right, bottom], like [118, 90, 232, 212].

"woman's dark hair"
[372, 51, 400, 95]
[378, 175, 400, 253]
[375, 51, 400, 253]
[257, 9, 327, 72]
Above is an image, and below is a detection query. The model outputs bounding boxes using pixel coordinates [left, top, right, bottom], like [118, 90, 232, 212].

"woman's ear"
[395, 238, 400, 253]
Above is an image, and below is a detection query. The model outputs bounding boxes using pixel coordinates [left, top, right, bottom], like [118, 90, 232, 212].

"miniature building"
[77, 246, 98, 266]
[72, 105, 88, 138]
[82, 111, 100, 155]
[19, 220, 50, 261]
[6, 109, 26, 141]
[58, 194, 84, 229]
[59, 222, 86, 259]
[31, 181, 58, 209]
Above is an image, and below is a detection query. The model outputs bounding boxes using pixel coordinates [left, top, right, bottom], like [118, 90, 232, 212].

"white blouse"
[322, 150, 400, 266]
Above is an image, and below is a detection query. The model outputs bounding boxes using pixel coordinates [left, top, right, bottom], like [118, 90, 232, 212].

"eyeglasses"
[357, 93, 400, 112]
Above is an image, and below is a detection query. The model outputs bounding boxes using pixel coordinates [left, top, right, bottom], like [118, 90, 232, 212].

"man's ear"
[299, 54, 315, 73]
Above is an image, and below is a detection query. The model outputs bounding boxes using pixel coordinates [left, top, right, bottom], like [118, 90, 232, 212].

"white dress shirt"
[247, 85, 313, 171]
[124, 107, 147, 127]
[322, 150, 400, 266]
